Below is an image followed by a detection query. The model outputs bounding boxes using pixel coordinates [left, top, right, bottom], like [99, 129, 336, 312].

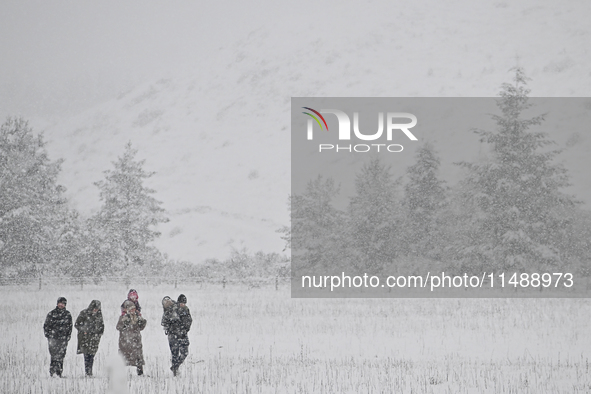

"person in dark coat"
[161, 294, 193, 376]
[117, 300, 147, 375]
[75, 300, 104, 376]
[43, 296, 73, 377]
[120, 289, 141, 315]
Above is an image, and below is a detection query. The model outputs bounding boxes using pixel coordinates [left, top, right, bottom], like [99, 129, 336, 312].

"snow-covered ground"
[3, 284, 591, 393]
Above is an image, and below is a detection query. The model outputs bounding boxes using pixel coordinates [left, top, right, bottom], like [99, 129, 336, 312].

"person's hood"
[88, 300, 101, 311]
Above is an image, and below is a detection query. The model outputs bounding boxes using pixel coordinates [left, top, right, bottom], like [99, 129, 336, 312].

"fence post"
[39, 277, 42, 290]
[80, 277, 84, 291]
[275, 275, 279, 291]
[222, 276, 226, 289]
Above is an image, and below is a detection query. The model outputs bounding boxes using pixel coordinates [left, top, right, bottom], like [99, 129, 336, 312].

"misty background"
[1, 0, 590, 267]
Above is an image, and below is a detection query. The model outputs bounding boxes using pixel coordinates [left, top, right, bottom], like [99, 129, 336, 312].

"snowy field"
[2, 283, 591, 393]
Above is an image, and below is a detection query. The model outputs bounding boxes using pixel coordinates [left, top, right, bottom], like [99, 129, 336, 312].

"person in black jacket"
[75, 300, 104, 376]
[43, 296, 73, 377]
[161, 294, 193, 376]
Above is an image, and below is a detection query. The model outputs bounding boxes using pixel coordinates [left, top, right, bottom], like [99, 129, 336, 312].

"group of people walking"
[42, 289, 192, 378]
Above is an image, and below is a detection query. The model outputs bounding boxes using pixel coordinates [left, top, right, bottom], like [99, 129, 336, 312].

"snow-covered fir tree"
[456, 68, 578, 272]
[90, 142, 168, 274]
[401, 142, 446, 258]
[348, 157, 400, 274]
[51, 209, 87, 277]
[283, 175, 347, 276]
[0, 118, 73, 276]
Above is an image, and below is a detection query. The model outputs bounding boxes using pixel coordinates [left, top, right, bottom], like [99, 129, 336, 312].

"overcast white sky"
[0, 1, 298, 120]
[2, 0, 591, 123]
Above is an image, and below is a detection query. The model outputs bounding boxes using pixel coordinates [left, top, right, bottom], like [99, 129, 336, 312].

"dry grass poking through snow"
[1, 283, 590, 393]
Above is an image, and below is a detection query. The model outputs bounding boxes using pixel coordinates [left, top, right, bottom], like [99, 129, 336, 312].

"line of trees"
[0, 119, 169, 278]
[0, 119, 290, 281]
[4, 68, 589, 280]
[284, 69, 591, 277]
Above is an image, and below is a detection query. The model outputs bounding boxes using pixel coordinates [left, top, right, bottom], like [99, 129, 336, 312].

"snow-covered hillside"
[34, 0, 591, 262]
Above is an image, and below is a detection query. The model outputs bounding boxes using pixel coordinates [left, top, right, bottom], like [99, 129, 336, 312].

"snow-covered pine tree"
[90, 142, 168, 274]
[0, 117, 73, 276]
[348, 156, 400, 275]
[402, 142, 446, 258]
[283, 175, 347, 276]
[457, 68, 577, 273]
[51, 209, 87, 277]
